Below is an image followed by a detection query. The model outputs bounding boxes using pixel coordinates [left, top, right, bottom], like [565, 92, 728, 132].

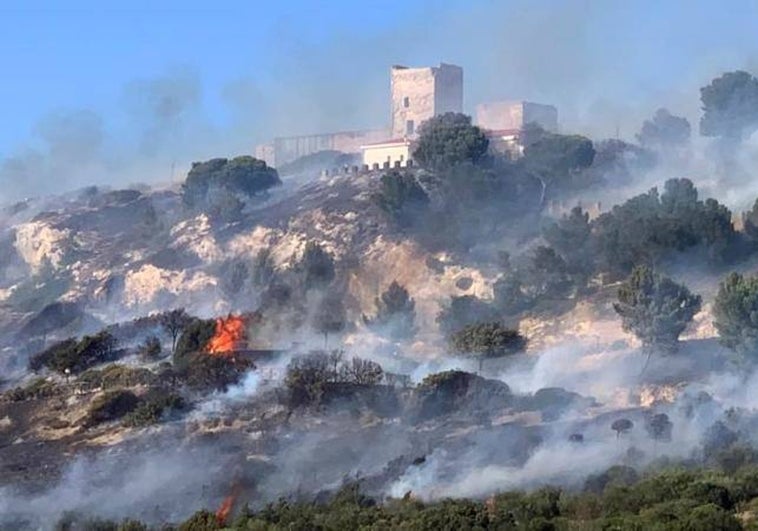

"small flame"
[215, 491, 238, 526]
[206, 315, 247, 354]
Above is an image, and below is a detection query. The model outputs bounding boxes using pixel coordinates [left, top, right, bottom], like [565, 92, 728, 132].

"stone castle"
[255, 62, 557, 170]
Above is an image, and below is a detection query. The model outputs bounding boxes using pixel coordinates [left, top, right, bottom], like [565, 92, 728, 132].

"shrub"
[123, 390, 186, 428]
[85, 390, 140, 426]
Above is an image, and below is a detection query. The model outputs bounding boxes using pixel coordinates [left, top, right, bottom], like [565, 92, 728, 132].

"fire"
[215, 490, 239, 526]
[206, 314, 247, 354]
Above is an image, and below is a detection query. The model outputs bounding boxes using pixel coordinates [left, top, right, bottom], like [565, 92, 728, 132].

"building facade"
[390, 63, 463, 138]
[360, 138, 413, 169]
[476, 101, 558, 133]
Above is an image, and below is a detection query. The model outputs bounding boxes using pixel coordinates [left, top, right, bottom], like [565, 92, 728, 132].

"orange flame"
[215, 490, 238, 526]
[206, 315, 247, 354]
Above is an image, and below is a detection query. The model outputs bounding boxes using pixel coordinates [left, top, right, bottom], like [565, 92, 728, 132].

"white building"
[360, 138, 413, 169]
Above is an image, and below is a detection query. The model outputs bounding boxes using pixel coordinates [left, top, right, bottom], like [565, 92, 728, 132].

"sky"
[1, 0, 758, 199]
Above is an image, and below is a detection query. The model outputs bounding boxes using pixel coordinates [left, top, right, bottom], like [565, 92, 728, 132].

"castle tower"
[390, 63, 463, 139]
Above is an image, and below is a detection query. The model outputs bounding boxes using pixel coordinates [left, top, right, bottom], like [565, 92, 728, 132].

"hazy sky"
[1, 0, 757, 197]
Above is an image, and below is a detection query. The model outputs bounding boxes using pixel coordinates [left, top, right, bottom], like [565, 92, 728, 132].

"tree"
[646, 413, 673, 443]
[450, 321, 526, 372]
[367, 281, 417, 340]
[159, 308, 192, 354]
[611, 418, 634, 438]
[297, 242, 335, 290]
[613, 266, 701, 358]
[713, 272, 758, 355]
[182, 156, 281, 209]
[173, 318, 216, 366]
[522, 133, 595, 205]
[519, 246, 574, 300]
[412, 112, 489, 171]
[542, 206, 593, 284]
[372, 171, 429, 226]
[637, 108, 691, 150]
[313, 291, 346, 348]
[700, 70, 758, 140]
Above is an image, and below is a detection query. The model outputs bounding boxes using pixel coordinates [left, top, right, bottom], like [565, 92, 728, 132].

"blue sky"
[1, 0, 757, 197]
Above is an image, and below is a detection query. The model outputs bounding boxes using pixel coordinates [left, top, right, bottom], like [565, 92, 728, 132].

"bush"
[182, 156, 280, 209]
[372, 171, 429, 226]
[450, 321, 526, 371]
[85, 390, 140, 426]
[123, 390, 185, 427]
[176, 352, 252, 392]
[29, 331, 118, 374]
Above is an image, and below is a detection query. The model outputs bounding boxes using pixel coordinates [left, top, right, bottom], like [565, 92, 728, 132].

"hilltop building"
[255, 129, 387, 169]
[390, 63, 463, 139]
[254, 62, 558, 171]
[476, 101, 559, 159]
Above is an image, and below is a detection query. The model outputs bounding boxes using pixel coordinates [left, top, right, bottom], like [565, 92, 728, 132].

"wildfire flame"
[215, 489, 239, 526]
[206, 314, 247, 354]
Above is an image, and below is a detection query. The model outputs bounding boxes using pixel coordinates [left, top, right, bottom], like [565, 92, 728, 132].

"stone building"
[390, 63, 463, 138]
[476, 101, 558, 133]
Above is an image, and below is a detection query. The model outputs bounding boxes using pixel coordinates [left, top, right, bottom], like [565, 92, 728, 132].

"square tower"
[390, 63, 463, 138]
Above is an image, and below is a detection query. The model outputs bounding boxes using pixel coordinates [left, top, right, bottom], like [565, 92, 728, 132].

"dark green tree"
[158, 308, 192, 354]
[700, 70, 758, 140]
[713, 272, 758, 355]
[412, 112, 489, 171]
[182, 156, 281, 209]
[613, 266, 701, 357]
[637, 108, 691, 149]
[522, 133, 595, 205]
[646, 413, 673, 443]
[450, 321, 526, 372]
[611, 418, 634, 438]
[542, 206, 593, 284]
[367, 281, 416, 340]
[297, 242, 335, 290]
[313, 291, 346, 348]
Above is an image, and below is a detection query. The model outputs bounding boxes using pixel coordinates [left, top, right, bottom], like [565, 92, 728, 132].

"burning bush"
[173, 318, 217, 365]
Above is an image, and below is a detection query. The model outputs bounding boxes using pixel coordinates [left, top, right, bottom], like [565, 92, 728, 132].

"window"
[403, 96, 410, 108]
[406, 120, 415, 135]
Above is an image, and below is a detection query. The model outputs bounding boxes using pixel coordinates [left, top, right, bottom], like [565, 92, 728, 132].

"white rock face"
[123, 264, 217, 307]
[169, 214, 221, 264]
[13, 221, 70, 272]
